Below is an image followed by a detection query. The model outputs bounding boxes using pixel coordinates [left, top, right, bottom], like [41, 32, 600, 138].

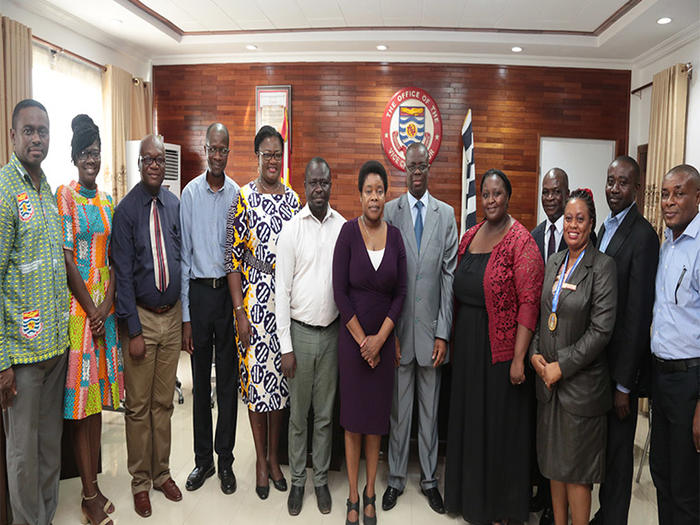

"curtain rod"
[631, 62, 693, 97]
[32, 35, 107, 72]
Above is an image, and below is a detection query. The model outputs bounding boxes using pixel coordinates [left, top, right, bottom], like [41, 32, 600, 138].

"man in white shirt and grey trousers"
[276, 157, 345, 516]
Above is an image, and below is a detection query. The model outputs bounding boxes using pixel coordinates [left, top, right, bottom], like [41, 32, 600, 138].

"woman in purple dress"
[333, 160, 407, 525]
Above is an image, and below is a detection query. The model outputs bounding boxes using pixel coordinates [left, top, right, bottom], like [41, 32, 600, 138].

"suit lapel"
[557, 248, 594, 306]
[418, 195, 438, 263]
[397, 194, 419, 259]
[603, 205, 638, 258]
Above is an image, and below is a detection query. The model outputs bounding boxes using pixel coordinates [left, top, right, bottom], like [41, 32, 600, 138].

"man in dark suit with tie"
[530, 167, 569, 525]
[532, 168, 569, 264]
[590, 155, 659, 525]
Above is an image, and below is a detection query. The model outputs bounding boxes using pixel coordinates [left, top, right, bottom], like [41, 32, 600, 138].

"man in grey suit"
[382, 142, 458, 514]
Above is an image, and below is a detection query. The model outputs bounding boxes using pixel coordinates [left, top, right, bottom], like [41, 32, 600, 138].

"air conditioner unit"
[125, 140, 181, 197]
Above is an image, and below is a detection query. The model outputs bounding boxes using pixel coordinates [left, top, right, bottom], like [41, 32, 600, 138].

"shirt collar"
[299, 203, 336, 224]
[604, 202, 635, 229]
[138, 181, 162, 205]
[10, 153, 48, 190]
[664, 210, 700, 243]
[203, 170, 230, 193]
[406, 190, 430, 209]
[547, 214, 564, 232]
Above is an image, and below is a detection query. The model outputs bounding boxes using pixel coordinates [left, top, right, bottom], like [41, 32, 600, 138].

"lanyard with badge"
[549, 249, 586, 332]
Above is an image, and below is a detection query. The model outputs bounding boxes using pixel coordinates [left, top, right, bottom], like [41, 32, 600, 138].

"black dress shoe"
[540, 507, 555, 525]
[185, 464, 215, 491]
[588, 511, 602, 525]
[270, 473, 288, 492]
[287, 485, 304, 516]
[219, 467, 236, 495]
[421, 487, 445, 514]
[314, 484, 331, 514]
[530, 494, 546, 513]
[381, 486, 402, 511]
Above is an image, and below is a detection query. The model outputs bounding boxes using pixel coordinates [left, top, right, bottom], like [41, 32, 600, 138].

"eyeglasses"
[78, 150, 101, 161]
[259, 152, 283, 161]
[406, 163, 429, 173]
[205, 145, 230, 156]
[139, 156, 166, 167]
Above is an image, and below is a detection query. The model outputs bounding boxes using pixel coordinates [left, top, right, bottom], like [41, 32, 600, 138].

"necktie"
[149, 197, 170, 292]
[547, 223, 556, 259]
[414, 200, 424, 253]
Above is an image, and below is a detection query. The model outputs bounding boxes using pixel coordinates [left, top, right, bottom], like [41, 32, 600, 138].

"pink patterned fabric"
[457, 220, 544, 363]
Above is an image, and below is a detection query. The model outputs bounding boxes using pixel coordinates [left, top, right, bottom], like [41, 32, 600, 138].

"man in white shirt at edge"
[276, 157, 346, 516]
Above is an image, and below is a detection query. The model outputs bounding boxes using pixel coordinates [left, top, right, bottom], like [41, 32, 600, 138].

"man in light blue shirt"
[592, 156, 659, 525]
[649, 164, 700, 525]
[180, 123, 240, 495]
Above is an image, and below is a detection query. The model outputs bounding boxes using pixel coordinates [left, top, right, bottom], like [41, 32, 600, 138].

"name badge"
[562, 283, 577, 291]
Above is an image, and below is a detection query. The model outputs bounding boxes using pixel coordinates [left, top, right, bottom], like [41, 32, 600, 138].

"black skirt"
[445, 251, 531, 523]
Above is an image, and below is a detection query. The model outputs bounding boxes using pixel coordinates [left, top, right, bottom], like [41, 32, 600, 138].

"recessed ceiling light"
[511, 46, 523, 53]
[657, 17, 672, 25]
[245, 44, 258, 50]
[376, 44, 388, 51]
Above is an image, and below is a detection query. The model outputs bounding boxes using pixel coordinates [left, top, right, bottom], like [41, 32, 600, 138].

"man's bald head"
[541, 168, 570, 222]
[206, 122, 229, 144]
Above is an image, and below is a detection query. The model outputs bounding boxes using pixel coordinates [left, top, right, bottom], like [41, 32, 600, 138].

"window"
[32, 44, 104, 192]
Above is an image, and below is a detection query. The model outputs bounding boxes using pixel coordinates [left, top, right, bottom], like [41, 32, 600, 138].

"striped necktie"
[149, 197, 169, 292]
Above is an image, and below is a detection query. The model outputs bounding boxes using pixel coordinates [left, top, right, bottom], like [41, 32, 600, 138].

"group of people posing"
[0, 97, 698, 525]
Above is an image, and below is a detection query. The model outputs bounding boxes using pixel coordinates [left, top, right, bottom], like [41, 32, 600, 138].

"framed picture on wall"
[256, 85, 291, 184]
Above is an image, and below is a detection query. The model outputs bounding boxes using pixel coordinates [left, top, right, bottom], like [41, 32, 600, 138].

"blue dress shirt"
[599, 202, 635, 253]
[406, 190, 429, 227]
[651, 211, 700, 360]
[112, 182, 181, 337]
[179, 172, 240, 323]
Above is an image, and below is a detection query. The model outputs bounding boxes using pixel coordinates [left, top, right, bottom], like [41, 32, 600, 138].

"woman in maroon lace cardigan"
[445, 169, 544, 525]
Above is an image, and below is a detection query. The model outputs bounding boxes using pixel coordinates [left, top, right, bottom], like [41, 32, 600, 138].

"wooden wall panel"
[153, 63, 630, 230]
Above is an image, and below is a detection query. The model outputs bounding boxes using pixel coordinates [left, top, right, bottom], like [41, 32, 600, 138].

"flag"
[280, 107, 290, 186]
[461, 109, 476, 235]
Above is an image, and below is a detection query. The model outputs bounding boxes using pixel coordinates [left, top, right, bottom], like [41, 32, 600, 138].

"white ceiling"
[9, 0, 700, 68]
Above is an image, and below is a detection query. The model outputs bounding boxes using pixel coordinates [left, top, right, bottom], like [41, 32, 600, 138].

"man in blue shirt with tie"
[649, 164, 700, 525]
[112, 134, 183, 518]
[180, 123, 240, 495]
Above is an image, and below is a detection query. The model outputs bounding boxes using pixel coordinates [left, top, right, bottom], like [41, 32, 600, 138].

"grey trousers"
[388, 359, 441, 491]
[287, 319, 338, 487]
[3, 351, 68, 525]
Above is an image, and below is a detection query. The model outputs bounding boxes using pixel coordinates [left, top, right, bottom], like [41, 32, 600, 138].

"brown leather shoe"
[133, 491, 152, 518]
[154, 478, 182, 502]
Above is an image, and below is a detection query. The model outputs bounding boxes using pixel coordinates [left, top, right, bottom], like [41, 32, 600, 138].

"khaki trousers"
[121, 302, 181, 493]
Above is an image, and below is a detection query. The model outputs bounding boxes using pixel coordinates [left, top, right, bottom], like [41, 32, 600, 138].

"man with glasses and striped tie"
[112, 134, 183, 518]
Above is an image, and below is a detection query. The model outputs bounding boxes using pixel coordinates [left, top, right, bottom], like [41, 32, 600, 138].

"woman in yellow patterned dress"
[225, 125, 300, 499]
[57, 115, 123, 525]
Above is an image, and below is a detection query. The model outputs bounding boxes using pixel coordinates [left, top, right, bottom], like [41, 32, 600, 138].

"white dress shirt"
[544, 215, 564, 263]
[275, 204, 346, 355]
[406, 190, 430, 228]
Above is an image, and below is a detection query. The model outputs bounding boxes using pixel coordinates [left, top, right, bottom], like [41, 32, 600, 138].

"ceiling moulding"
[632, 20, 700, 69]
[150, 51, 631, 71]
[126, 0, 642, 38]
[595, 0, 655, 47]
[114, 0, 181, 42]
[14, 0, 152, 66]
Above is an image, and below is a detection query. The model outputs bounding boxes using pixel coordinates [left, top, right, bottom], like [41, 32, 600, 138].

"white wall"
[2, 1, 151, 79]
[629, 32, 700, 169]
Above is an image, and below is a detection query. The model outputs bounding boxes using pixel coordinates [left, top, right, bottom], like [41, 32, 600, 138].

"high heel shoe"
[362, 486, 377, 525]
[346, 497, 360, 525]
[256, 484, 270, 499]
[269, 472, 288, 492]
[92, 480, 114, 514]
[80, 493, 112, 525]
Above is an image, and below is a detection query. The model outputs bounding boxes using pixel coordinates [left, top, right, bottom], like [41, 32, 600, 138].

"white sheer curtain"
[32, 44, 104, 192]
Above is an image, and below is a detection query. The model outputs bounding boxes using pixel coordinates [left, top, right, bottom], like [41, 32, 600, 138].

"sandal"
[80, 493, 112, 525]
[362, 486, 377, 525]
[346, 497, 360, 525]
[93, 481, 115, 514]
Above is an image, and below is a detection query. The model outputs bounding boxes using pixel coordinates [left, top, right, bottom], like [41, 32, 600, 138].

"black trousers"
[189, 280, 238, 469]
[596, 393, 639, 525]
[650, 363, 699, 525]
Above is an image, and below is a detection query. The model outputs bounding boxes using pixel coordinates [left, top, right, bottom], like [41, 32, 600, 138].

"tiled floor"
[53, 353, 659, 524]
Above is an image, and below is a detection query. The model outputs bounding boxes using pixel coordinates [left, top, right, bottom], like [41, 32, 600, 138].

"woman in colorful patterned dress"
[57, 114, 123, 525]
[226, 125, 301, 499]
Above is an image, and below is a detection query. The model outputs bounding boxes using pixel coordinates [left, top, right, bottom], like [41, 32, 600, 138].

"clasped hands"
[530, 354, 562, 390]
[359, 334, 384, 368]
[87, 300, 111, 337]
